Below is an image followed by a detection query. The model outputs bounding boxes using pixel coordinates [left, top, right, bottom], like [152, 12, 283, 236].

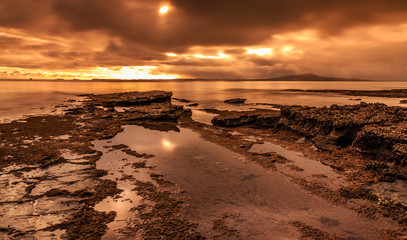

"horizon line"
[1, 73, 406, 82]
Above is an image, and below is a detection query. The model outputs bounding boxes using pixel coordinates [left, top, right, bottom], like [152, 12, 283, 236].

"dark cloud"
[49, 0, 407, 48]
[171, 0, 407, 37]
[0, 36, 23, 47]
[247, 57, 278, 67]
[52, 0, 174, 49]
[224, 48, 247, 55]
[0, 0, 55, 30]
[53, 0, 136, 32]
[2, 0, 407, 49]
[0, 0, 406, 79]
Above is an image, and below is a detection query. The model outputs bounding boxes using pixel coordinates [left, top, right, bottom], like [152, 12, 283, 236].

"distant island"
[2, 73, 406, 82]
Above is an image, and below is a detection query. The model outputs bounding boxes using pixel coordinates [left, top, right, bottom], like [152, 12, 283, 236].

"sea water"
[1, 80, 407, 122]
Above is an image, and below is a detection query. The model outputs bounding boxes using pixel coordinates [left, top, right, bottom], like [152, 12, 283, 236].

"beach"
[2, 0, 407, 238]
[1, 87, 406, 239]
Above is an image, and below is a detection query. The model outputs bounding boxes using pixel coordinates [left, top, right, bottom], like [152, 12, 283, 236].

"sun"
[159, 6, 169, 14]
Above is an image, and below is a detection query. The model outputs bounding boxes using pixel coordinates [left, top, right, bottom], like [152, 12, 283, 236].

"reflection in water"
[249, 142, 345, 188]
[190, 109, 217, 125]
[95, 125, 390, 239]
[2, 80, 407, 122]
[161, 139, 175, 150]
[93, 141, 150, 240]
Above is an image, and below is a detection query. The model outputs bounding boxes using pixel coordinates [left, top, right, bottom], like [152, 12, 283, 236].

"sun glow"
[0, 66, 179, 80]
[159, 6, 170, 14]
[246, 48, 273, 56]
[280, 45, 304, 58]
[281, 46, 293, 53]
[97, 66, 177, 79]
[273, 30, 317, 41]
[193, 51, 229, 59]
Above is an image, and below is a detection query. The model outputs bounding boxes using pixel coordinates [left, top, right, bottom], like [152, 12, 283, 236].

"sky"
[0, 0, 407, 80]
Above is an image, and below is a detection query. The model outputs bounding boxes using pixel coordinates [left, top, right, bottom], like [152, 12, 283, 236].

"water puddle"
[92, 143, 155, 240]
[94, 125, 391, 239]
[191, 109, 217, 125]
[172, 99, 217, 125]
[249, 142, 343, 186]
[114, 107, 128, 113]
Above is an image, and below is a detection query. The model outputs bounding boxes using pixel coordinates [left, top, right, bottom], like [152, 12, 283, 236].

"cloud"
[0, 0, 406, 79]
[49, 0, 407, 48]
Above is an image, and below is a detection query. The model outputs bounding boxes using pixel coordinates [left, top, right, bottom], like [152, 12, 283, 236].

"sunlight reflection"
[162, 139, 175, 150]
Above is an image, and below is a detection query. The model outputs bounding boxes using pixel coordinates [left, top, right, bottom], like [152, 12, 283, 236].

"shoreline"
[0, 91, 406, 239]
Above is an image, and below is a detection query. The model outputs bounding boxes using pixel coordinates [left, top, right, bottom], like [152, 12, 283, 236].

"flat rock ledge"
[85, 90, 172, 107]
[211, 103, 407, 179]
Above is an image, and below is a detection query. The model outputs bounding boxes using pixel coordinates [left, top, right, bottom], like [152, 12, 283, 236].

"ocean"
[1, 80, 407, 122]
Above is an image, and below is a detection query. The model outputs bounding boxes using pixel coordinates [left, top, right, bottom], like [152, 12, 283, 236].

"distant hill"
[0, 73, 379, 82]
[260, 73, 369, 82]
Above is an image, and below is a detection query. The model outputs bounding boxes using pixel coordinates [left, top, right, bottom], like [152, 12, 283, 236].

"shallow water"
[249, 142, 343, 184]
[94, 125, 392, 239]
[190, 109, 218, 125]
[93, 147, 146, 240]
[2, 80, 407, 122]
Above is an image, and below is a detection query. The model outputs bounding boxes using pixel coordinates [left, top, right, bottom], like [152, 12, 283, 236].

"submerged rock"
[224, 98, 246, 104]
[172, 97, 191, 103]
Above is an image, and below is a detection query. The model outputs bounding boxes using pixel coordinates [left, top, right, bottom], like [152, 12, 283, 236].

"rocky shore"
[211, 103, 407, 180]
[285, 89, 407, 98]
[0, 91, 194, 239]
[1, 91, 407, 239]
[208, 102, 407, 238]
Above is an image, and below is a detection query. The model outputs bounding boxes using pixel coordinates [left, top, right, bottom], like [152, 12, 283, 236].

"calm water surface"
[1, 80, 407, 122]
[94, 125, 389, 239]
